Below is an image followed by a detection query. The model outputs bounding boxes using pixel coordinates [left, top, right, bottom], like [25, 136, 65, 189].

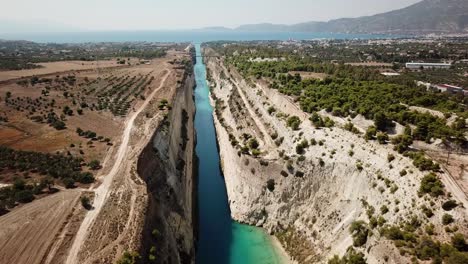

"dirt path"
[219, 61, 276, 151]
[65, 69, 170, 264]
[438, 164, 468, 213]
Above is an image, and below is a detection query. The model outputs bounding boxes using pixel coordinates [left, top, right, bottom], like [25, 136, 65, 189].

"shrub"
[421, 205, 434, 218]
[318, 158, 325, 167]
[349, 220, 369, 247]
[76, 172, 95, 184]
[267, 106, 276, 115]
[63, 177, 75, 189]
[81, 196, 92, 210]
[442, 214, 454, 225]
[400, 169, 407, 176]
[266, 179, 275, 192]
[442, 200, 458, 211]
[387, 154, 395, 162]
[419, 173, 444, 197]
[410, 152, 440, 172]
[415, 236, 439, 260]
[356, 163, 364, 171]
[287, 116, 301, 130]
[380, 205, 389, 214]
[446, 251, 468, 264]
[15, 190, 35, 203]
[365, 126, 377, 140]
[248, 138, 259, 150]
[295, 139, 309, 154]
[451, 233, 468, 252]
[376, 132, 389, 144]
[344, 122, 360, 134]
[117, 251, 141, 264]
[329, 248, 366, 264]
[88, 160, 101, 170]
[295, 171, 304, 177]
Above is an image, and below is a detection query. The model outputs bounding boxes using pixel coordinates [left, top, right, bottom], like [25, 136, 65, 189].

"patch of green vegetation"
[419, 173, 444, 197]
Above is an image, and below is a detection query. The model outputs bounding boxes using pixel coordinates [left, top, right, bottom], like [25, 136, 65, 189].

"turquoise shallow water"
[193, 44, 282, 264]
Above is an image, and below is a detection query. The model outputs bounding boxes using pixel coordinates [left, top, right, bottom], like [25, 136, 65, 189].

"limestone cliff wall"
[204, 48, 468, 264]
[137, 66, 196, 264]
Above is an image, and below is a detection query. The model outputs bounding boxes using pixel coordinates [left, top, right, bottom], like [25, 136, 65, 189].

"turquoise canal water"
[194, 44, 282, 264]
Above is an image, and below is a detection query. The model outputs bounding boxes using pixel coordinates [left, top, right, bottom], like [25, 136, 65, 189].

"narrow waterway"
[193, 44, 281, 264]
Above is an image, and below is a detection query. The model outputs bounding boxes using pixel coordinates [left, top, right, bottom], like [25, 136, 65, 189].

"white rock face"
[204, 50, 468, 263]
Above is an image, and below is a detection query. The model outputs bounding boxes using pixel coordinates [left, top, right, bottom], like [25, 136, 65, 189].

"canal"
[193, 44, 282, 264]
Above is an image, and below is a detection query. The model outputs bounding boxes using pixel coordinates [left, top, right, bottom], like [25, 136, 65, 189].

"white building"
[405, 62, 452, 70]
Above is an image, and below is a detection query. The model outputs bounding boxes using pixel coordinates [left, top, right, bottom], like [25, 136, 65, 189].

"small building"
[431, 84, 464, 94]
[405, 62, 452, 70]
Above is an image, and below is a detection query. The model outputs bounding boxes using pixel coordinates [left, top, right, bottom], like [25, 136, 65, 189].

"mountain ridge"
[230, 0, 468, 34]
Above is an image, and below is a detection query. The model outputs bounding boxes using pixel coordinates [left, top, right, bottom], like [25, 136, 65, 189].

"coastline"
[270, 235, 296, 264]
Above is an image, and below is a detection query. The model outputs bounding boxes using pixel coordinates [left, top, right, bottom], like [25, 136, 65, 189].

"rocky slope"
[204, 48, 468, 263]
[137, 61, 197, 264]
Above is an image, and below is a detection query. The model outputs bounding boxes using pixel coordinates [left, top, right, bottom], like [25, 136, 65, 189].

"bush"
[117, 251, 141, 264]
[446, 251, 468, 264]
[15, 190, 34, 203]
[349, 220, 369, 247]
[88, 160, 101, 170]
[76, 172, 95, 184]
[419, 173, 444, 197]
[365, 126, 377, 140]
[442, 214, 454, 225]
[442, 200, 458, 211]
[410, 152, 440, 172]
[356, 163, 363, 171]
[248, 138, 259, 149]
[81, 196, 92, 210]
[421, 205, 434, 218]
[295, 139, 309, 154]
[287, 116, 301, 130]
[266, 179, 275, 192]
[380, 205, 389, 214]
[376, 132, 389, 144]
[329, 248, 366, 264]
[415, 236, 439, 260]
[63, 177, 75, 189]
[451, 233, 468, 252]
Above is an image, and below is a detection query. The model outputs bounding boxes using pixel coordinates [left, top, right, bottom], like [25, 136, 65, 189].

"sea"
[0, 30, 397, 43]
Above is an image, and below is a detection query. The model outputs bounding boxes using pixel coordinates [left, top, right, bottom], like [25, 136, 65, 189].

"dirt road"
[65, 69, 170, 264]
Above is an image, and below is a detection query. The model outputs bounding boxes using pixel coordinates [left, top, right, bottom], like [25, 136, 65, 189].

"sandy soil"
[0, 60, 122, 82]
[0, 190, 81, 264]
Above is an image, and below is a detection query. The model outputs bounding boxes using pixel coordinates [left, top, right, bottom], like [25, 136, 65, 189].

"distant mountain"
[199, 26, 233, 31]
[232, 0, 468, 34]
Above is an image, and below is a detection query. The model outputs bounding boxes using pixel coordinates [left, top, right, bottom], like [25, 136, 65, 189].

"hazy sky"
[2, 0, 423, 30]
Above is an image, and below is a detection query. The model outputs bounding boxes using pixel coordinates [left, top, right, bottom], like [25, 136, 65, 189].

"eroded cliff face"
[137, 65, 196, 264]
[204, 48, 468, 263]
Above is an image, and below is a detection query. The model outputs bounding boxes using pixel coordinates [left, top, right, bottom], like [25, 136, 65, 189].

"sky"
[1, 0, 423, 31]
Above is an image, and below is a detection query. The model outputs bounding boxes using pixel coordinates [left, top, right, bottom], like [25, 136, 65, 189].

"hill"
[233, 0, 468, 34]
